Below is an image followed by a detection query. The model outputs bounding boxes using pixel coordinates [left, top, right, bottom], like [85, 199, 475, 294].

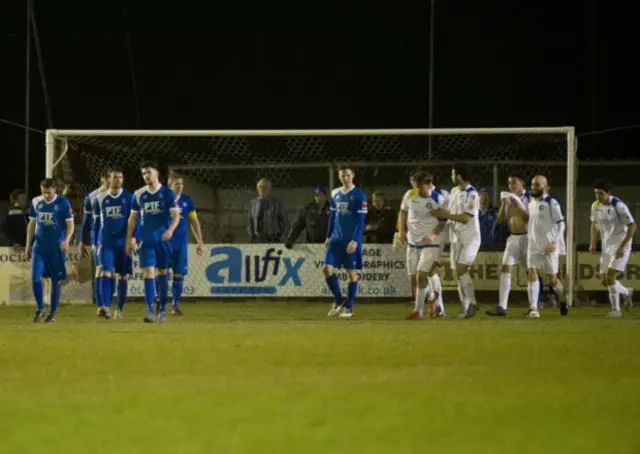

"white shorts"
[406, 246, 440, 275]
[502, 234, 528, 266]
[600, 247, 631, 273]
[452, 241, 480, 267]
[527, 251, 559, 275]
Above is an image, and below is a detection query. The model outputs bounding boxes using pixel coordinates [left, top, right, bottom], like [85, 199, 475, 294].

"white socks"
[615, 281, 629, 296]
[527, 279, 540, 311]
[428, 274, 443, 311]
[608, 284, 620, 312]
[458, 273, 476, 308]
[415, 287, 427, 315]
[551, 280, 565, 302]
[499, 273, 511, 310]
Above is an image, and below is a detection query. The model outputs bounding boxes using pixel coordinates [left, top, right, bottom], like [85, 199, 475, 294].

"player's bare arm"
[189, 214, 205, 255]
[589, 221, 599, 254]
[62, 219, 75, 252]
[616, 222, 636, 257]
[25, 219, 36, 258]
[162, 209, 181, 241]
[497, 199, 506, 223]
[125, 211, 139, 254]
[397, 209, 408, 243]
[431, 208, 472, 224]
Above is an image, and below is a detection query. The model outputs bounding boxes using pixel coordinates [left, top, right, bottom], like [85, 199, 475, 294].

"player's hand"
[60, 240, 70, 253]
[615, 247, 624, 259]
[398, 231, 407, 244]
[196, 243, 204, 256]
[162, 230, 174, 241]
[131, 238, 137, 250]
[24, 246, 31, 260]
[421, 232, 437, 244]
[125, 238, 134, 256]
[346, 240, 358, 254]
[588, 243, 596, 255]
[545, 243, 556, 253]
[324, 238, 330, 247]
[430, 208, 449, 219]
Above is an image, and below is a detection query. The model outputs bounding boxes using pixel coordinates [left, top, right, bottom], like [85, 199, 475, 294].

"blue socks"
[50, 280, 61, 314]
[101, 277, 112, 308]
[347, 281, 358, 311]
[94, 277, 101, 306]
[144, 278, 155, 313]
[33, 281, 44, 311]
[117, 279, 128, 311]
[538, 277, 544, 303]
[172, 278, 184, 309]
[325, 275, 342, 304]
[157, 275, 169, 313]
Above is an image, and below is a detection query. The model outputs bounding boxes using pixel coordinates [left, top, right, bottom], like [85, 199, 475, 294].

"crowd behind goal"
[8, 158, 635, 322]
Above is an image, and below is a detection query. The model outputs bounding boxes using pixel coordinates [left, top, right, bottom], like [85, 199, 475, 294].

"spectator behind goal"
[247, 177, 288, 243]
[364, 191, 397, 243]
[285, 185, 330, 248]
[4, 189, 29, 248]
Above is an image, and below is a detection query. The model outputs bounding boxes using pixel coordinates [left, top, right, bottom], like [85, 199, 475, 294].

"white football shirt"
[401, 189, 446, 246]
[527, 195, 566, 255]
[451, 185, 480, 244]
[590, 196, 635, 252]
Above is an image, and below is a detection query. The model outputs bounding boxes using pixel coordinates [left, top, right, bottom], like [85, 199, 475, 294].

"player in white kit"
[430, 165, 480, 319]
[589, 179, 636, 316]
[398, 172, 447, 319]
[525, 175, 568, 317]
[487, 172, 531, 316]
[395, 172, 420, 304]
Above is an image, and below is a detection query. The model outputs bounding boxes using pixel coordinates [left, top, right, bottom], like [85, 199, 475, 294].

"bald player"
[525, 175, 568, 317]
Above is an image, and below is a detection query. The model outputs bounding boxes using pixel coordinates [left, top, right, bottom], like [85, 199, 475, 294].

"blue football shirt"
[81, 187, 105, 244]
[172, 193, 195, 245]
[328, 186, 368, 244]
[94, 189, 134, 248]
[29, 195, 74, 250]
[131, 185, 179, 245]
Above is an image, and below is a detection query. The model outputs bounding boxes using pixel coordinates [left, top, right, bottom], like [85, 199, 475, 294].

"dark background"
[1, 0, 639, 197]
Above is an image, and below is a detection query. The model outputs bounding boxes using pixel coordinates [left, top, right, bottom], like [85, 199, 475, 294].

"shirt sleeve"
[550, 199, 565, 223]
[616, 201, 635, 226]
[131, 192, 140, 212]
[28, 200, 37, 220]
[84, 195, 92, 214]
[356, 191, 368, 214]
[464, 191, 479, 217]
[589, 203, 596, 223]
[63, 198, 74, 221]
[167, 188, 180, 212]
[400, 191, 410, 212]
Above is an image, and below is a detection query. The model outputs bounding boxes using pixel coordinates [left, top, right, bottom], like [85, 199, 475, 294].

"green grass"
[0, 302, 639, 454]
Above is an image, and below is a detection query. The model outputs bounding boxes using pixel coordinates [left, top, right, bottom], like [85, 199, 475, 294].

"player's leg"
[424, 249, 444, 318]
[604, 249, 632, 316]
[449, 242, 465, 306]
[339, 245, 362, 318]
[543, 254, 568, 316]
[410, 274, 418, 305]
[98, 247, 116, 319]
[409, 270, 429, 319]
[155, 242, 172, 322]
[31, 251, 46, 322]
[44, 249, 67, 322]
[138, 246, 157, 322]
[93, 250, 103, 314]
[406, 248, 421, 318]
[324, 243, 345, 315]
[455, 242, 480, 319]
[113, 247, 132, 320]
[171, 244, 188, 316]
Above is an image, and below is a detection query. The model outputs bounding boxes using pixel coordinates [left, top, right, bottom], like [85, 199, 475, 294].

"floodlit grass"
[0, 302, 639, 454]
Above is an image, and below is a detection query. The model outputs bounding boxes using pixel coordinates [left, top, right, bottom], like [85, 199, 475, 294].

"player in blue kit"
[126, 162, 180, 323]
[324, 165, 368, 319]
[167, 172, 205, 315]
[79, 170, 110, 313]
[93, 168, 135, 320]
[25, 178, 75, 323]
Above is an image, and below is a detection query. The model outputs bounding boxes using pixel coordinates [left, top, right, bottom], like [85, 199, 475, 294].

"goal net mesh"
[46, 131, 573, 304]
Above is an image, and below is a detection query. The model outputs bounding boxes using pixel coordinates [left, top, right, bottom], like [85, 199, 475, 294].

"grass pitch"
[0, 302, 639, 454]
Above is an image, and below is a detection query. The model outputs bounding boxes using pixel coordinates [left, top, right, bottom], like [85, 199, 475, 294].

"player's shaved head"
[530, 175, 548, 198]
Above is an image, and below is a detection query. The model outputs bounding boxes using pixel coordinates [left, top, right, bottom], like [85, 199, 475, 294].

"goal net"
[37, 128, 576, 306]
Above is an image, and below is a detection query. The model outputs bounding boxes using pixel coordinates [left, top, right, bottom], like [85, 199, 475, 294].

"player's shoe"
[157, 311, 167, 323]
[431, 305, 445, 318]
[455, 311, 467, 319]
[463, 304, 478, 319]
[559, 302, 569, 316]
[103, 307, 112, 320]
[96, 307, 105, 317]
[486, 306, 507, 317]
[523, 309, 540, 318]
[32, 309, 45, 323]
[338, 310, 353, 319]
[44, 313, 56, 323]
[327, 300, 346, 316]
[406, 311, 423, 320]
[171, 307, 183, 316]
[606, 310, 622, 317]
[143, 312, 156, 323]
[623, 288, 634, 312]
[114, 310, 124, 321]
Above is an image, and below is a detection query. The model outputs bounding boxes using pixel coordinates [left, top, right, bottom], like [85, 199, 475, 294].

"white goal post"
[40, 127, 576, 306]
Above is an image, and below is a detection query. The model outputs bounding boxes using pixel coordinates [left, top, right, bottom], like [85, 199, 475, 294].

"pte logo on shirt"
[106, 206, 123, 219]
[144, 201, 161, 214]
[38, 212, 54, 225]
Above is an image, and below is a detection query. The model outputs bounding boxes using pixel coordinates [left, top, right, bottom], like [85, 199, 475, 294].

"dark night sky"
[1, 1, 639, 197]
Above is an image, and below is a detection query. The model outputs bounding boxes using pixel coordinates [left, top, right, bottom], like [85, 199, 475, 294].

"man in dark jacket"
[285, 185, 330, 248]
[4, 189, 29, 248]
[364, 191, 397, 243]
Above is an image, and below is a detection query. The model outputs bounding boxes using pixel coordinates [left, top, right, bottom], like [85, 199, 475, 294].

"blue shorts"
[323, 241, 362, 270]
[139, 241, 172, 270]
[32, 247, 67, 281]
[98, 246, 133, 276]
[170, 241, 189, 276]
